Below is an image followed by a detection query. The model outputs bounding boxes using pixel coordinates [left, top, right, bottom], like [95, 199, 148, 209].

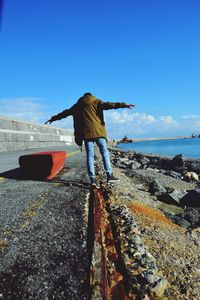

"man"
[45, 93, 135, 186]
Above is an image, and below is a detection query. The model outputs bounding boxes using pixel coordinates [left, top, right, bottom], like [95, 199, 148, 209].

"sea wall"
[0, 115, 74, 152]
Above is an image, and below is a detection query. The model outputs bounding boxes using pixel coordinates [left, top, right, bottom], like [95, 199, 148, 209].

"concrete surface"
[0, 146, 91, 299]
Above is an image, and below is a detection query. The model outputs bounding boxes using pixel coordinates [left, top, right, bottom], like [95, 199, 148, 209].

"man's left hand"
[126, 104, 135, 109]
[45, 119, 52, 125]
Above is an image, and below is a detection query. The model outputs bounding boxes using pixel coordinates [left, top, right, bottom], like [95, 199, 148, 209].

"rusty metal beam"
[90, 187, 128, 300]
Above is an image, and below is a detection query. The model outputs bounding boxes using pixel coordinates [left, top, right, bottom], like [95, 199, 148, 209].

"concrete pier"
[0, 115, 74, 152]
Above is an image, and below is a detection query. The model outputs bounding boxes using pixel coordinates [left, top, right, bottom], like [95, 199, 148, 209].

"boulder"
[129, 160, 141, 170]
[158, 190, 186, 206]
[159, 169, 166, 175]
[184, 171, 199, 182]
[180, 190, 200, 208]
[164, 170, 182, 180]
[185, 160, 200, 174]
[164, 212, 191, 228]
[138, 156, 150, 167]
[160, 157, 172, 170]
[149, 180, 166, 196]
[171, 154, 185, 168]
[180, 207, 200, 227]
[113, 158, 128, 169]
[167, 189, 187, 205]
[149, 158, 160, 165]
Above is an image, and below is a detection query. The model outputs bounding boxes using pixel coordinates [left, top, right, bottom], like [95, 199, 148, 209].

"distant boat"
[117, 136, 133, 144]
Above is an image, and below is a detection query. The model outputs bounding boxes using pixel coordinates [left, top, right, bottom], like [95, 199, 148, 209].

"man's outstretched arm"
[45, 108, 73, 125]
[98, 101, 135, 110]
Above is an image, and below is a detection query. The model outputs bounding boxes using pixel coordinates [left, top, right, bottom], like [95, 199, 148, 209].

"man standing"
[45, 93, 135, 186]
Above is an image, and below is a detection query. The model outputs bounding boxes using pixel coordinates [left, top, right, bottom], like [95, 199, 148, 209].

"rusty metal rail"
[90, 187, 128, 300]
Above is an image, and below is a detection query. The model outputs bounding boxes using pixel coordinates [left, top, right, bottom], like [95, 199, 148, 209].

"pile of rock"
[109, 203, 168, 298]
[109, 149, 200, 229]
[148, 179, 200, 228]
[109, 150, 200, 182]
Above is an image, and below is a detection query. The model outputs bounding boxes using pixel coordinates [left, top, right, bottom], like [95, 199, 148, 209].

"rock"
[181, 207, 200, 226]
[195, 185, 200, 193]
[166, 189, 187, 205]
[191, 228, 200, 239]
[184, 171, 199, 182]
[120, 152, 127, 158]
[156, 188, 187, 206]
[159, 169, 166, 175]
[149, 158, 160, 166]
[134, 153, 144, 159]
[113, 158, 128, 169]
[171, 154, 185, 168]
[164, 170, 182, 180]
[158, 194, 181, 206]
[129, 160, 141, 170]
[128, 154, 135, 160]
[160, 157, 172, 170]
[185, 160, 200, 174]
[164, 212, 191, 228]
[180, 190, 200, 208]
[148, 180, 166, 196]
[146, 168, 160, 173]
[138, 157, 150, 167]
[150, 278, 169, 298]
[110, 203, 168, 298]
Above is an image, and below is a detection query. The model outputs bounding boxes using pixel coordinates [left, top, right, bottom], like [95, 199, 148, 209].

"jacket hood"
[76, 94, 97, 106]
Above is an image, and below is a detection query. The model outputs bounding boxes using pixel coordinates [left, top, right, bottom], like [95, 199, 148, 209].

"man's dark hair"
[84, 92, 92, 96]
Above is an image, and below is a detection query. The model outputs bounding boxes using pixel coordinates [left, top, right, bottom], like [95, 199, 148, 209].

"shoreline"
[114, 136, 190, 143]
[109, 137, 200, 160]
[131, 136, 189, 142]
[109, 144, 200, 163]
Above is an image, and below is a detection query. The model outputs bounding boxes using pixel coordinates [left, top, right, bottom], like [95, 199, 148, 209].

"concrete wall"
[0, 115, 74, 152]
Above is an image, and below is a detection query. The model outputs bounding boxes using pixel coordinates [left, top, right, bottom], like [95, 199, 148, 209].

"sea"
[117, 138, 200, 159]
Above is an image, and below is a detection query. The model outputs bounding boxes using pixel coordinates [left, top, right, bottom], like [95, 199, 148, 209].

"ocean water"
[117, 138, 200, 159]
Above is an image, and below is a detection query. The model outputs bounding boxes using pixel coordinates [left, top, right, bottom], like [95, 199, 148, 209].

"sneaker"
[107, 173, 120, 183]
[90, 177, 99, 188]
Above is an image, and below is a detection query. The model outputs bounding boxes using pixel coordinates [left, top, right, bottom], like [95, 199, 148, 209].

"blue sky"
[0, 0, 200, 138]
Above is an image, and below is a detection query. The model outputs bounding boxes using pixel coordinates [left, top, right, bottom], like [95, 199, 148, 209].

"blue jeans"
[84, 138, 112, 182]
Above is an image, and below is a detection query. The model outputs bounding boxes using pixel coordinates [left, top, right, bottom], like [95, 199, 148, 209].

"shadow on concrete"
[50, 178, 91, 190]
[0, 168, 22, 179]
[0, 168, 90, 190]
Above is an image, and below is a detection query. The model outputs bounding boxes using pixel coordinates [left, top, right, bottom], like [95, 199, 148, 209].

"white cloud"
[181, 114, 200, 119]
[134, 112, 156, 124]
[0, 97, 48, 123]
[105, 111, 185, 138]
[105, 111, 156, 125]
[159, 115, 178, 126]
[105, 111, 133, 124]
[105, 110, 157, 138]
[0, 97, 74, 129]
[193, 121, 200, 129]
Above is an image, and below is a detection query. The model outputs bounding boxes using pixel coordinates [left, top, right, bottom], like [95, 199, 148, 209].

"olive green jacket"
[50, 94, 127, 146]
